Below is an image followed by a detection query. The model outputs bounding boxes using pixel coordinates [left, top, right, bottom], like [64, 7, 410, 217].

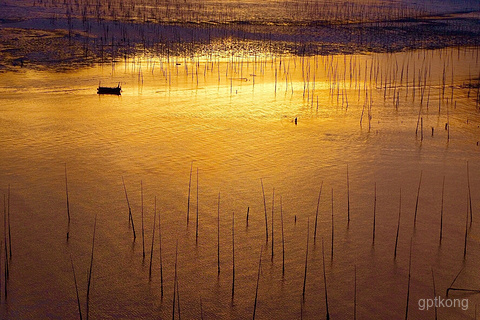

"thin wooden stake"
[431, 268, 437, 320]
[141, 181, 145, 260]
[159, 196, 164, 298]
[0, 239, 2, 301]
[65, 164, 70, 240]
[414, 171, 422, 226]
[122, 176, 136, 241]
[331, 188, 334, 260]
[467, 161, 473, 227]
[446, 266, 464, 296]
[3, 195, 8, 280]
[280, 196, 285, 277]
[217, 192, 220, 275]
[314, 182, 323, 245]
[271, 188, 274, 261]
[347, 164, 350, 222]
[440, 176, 445, 242]
[302, 217, 309, 302]
[464, 190, 469, 259]
[405, 238, 413, 320]
[322, 239, 330, 319]
[252, 246, 263, 320]
[373, 182, 376, 243]
[86, 214, 97, 320]
[3, 239, 6, 298]
[176, 278, 181, 320]
[232, 211, 235, 301]
[187, 161, 193, 225]
[196, 168, 199, 244]
[421, 117, 423, 141]
[149, 197, 157, 281]
[261, 179, 268, 243]
[394, 188, 401, 260]
[172, 240, 178, 320]
[7, 185, 11, 259]
[70, 256, 83, 320]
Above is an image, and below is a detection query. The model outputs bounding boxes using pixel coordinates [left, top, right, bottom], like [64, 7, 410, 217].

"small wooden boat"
[97, 84, 121, 95]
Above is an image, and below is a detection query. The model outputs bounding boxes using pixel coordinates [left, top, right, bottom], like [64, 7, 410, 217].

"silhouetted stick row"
[57, 155, 478, 319]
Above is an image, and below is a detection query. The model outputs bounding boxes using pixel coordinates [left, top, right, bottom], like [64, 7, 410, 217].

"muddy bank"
[0, 0, 479, 71]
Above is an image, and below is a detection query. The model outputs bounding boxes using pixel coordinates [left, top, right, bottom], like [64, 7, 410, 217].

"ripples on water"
[0, 31, 480, 320]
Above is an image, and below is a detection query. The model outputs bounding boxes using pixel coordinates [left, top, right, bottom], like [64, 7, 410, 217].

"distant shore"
[1, 0, 479, 71]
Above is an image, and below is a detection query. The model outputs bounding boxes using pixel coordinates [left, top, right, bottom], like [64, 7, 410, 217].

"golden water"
[0, 47, 479, 319]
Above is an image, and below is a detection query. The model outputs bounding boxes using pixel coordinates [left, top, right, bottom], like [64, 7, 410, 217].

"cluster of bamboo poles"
[41, 0, 428, 28]
[57, 156, 477, 319]
[118, 46, 479, 144]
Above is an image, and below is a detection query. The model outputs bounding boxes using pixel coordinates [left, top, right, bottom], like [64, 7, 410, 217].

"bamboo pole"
[261, 179, 268, 243]
[373, 182, 376, 243]
[331, 188, 334, 260]
[159, 196, 164, 298]
[464, 191, 469, 259]
[252, 246, 263, 320]
[413, 171, 422, 226]
[7, 185, 11, 259]
[431, 268, 437, 320]
[394, 188, 401, 260]
[271, 188, 274, 261]
[280, 196, 285, 277]
[446, 266, 464, 296]
[217, 192, 220, 275]
[314, 182, 323, 245]
[347, 165, 350, 222]
[232, 211, 235, 301]
[440, 176, 445, 242]
[302, 217, 309, 302]
[196, 168, 199, 244]
[187, 161, 193, 225]
[3, 195, 8, 281]
[122, 176, 136, 241]
[86, 214, 97, 320]
[149, 197, 157, 281]
[322, 238, 330, 319]
[467, 161, 473, 226]
[141, 181, 145, 260]
[70, 255, 83, 320]
[0, 239, 2, 301]
[405, 238, 412, 320]
[172, 240, 178, 320]
[176, 278, 181, 320]
[3, 238, 6, 298]
[65, 164, 70, 240]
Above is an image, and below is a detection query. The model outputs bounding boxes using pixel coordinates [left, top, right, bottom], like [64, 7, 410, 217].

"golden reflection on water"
[0, 47, 479, 319]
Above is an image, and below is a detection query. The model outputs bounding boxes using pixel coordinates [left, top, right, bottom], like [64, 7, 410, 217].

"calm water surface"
[0, 48, 479, 319]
